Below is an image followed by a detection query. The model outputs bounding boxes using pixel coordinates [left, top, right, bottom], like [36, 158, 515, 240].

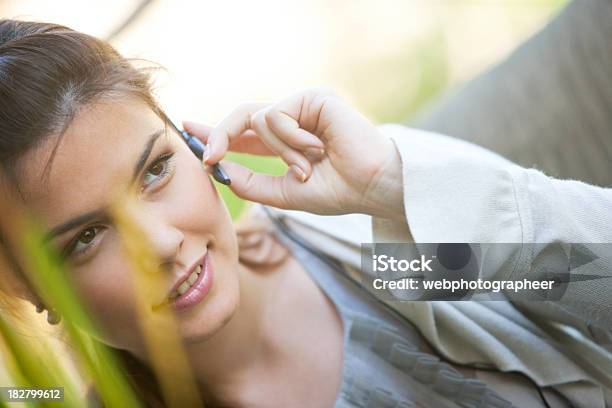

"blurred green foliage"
[336, 31, 449, 124]
[4, 219, 143, 407]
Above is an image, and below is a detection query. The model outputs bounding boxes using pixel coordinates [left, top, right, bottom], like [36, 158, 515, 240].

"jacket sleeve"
[374, 124, 612, 327]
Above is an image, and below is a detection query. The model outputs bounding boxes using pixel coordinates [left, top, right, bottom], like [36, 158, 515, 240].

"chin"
[178, 265, 241, 344]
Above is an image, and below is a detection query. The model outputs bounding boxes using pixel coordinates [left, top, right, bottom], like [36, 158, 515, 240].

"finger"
[206, 102, 270, 165]
[251, 110, 312, 182]
[228, 130, 276, 156]
[264, 109, 324, 151]
[220, 160, 296, 209]
[182, 120, 212, 144]
[272, 87, 337, 135]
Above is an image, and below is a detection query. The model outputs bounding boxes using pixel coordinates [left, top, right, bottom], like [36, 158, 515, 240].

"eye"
[65, 225, 106, 258]
[142, 153, 175, 192]
[79, 228, 97, 244]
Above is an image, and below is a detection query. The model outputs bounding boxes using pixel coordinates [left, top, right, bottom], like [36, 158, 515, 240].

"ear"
[235, 207, 290, 271]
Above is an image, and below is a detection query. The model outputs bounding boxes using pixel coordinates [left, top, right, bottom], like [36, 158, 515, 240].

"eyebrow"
[45, 128, 166, 241]
[47, 209, 107, 239]
[131, 128, 166, 182]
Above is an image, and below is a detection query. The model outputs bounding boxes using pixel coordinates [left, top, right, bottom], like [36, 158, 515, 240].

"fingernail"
[290, 165, 306, 182]
[203, 147, 210, 164]
[305, 147, 325, 158]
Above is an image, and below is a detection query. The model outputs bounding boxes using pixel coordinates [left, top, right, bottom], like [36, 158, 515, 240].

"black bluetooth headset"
[164, 114, 231, 185]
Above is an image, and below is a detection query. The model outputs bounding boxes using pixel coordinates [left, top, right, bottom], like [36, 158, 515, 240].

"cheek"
[69, 240, 142, 349]
[167, 156, 236, 248]
[67, 155, 240, 348]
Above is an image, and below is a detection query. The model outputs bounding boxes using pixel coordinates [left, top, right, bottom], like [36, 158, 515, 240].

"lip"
[152, 250, 214, 312]
[167, 251, 207, 298]
[171, 251, 213, 311]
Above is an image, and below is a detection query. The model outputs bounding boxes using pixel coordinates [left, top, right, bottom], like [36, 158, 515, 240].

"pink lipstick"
[171, 251, 214, 311]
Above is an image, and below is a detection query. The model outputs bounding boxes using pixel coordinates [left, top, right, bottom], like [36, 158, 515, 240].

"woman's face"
[17, 98, 240, 352]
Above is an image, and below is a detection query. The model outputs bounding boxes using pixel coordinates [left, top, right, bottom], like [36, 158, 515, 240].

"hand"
[183, 88, 404, 220]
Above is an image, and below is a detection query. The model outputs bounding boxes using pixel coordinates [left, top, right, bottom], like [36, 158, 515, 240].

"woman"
[0, 18, 610, 408]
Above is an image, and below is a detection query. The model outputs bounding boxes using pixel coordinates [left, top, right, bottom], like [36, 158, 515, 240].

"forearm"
[372, 123, 612, 327]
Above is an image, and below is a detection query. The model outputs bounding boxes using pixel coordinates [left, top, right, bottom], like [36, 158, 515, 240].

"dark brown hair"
[0, 19, 165, 189]
[0, 18, 289, 408]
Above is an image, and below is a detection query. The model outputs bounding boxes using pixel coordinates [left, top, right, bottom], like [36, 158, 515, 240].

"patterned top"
[273, 227, 517, 408]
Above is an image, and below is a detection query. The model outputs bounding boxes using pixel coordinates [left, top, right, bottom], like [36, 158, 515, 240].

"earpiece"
[180, 130, 231, 185]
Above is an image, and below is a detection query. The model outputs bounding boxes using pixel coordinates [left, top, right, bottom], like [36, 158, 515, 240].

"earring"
[46, 308, 61, 325]
[34, 301, 61, 325]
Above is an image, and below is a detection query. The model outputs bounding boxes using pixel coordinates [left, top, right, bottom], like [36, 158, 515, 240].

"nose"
[133, 212, 185, 270]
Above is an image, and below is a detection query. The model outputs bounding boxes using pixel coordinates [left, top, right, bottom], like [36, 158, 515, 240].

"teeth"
[177, 281, 190, 295]
[172, 264, 203, 298]
[168, 258, 205, 300]
[187, 271, 198, 285]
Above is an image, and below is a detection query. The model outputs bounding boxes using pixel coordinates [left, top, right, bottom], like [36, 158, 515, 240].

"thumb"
[182, 120, 211, 143]
[219, 160, 294, 209]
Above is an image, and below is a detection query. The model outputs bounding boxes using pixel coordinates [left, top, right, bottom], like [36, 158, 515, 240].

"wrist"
[359, 138, 405, 222]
